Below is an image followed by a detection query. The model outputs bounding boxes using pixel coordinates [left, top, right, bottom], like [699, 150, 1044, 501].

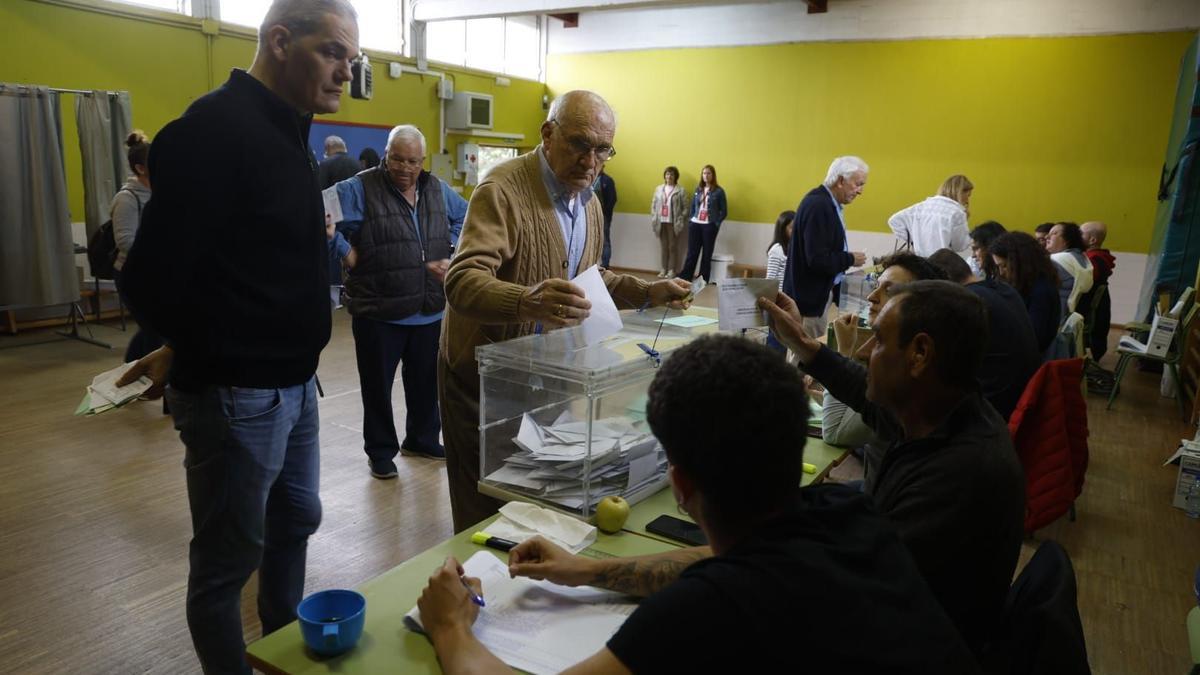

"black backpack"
[87, 188, 141, 280]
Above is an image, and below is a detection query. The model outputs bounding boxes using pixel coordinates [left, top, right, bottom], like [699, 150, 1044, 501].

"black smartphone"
[645, 514, 708, 546]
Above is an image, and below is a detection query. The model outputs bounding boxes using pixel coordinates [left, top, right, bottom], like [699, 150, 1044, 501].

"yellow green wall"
[0, 0, 547, 220]
[549, 32, 1193, 254]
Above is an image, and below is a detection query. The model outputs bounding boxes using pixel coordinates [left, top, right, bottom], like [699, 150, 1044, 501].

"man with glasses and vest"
[329, 124, 468, 479]
[439, 90, 692, 532]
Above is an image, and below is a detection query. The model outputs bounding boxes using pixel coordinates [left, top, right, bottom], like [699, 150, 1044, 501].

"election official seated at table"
[415, 334, 980, 674]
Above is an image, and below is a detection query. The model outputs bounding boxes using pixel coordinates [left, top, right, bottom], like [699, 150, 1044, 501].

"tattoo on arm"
[586, 547, 711, 597]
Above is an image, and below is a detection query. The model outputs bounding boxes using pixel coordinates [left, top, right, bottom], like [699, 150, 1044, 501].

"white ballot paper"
[406, 551, 636, 675]
[717, 277, 778, 331]
[321, 185, 343, 224]
[89, 363, 153, 406]
[572, 264, 622, 345]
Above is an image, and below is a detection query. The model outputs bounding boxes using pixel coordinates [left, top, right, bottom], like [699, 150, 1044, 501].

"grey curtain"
[0, 85, 76, 308]
[75, 90, 131, 238]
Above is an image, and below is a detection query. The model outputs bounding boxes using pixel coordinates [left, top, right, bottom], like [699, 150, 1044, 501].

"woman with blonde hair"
[650, 166, 688, 278]
[887, 174, 973, 257]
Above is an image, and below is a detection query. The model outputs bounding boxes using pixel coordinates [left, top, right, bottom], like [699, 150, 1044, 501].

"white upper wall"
[548, 0, 1200, 54]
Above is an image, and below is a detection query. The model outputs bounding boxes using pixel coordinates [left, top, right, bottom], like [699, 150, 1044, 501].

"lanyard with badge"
[698, 188, 709, 221]
[660, 185, 673, 218]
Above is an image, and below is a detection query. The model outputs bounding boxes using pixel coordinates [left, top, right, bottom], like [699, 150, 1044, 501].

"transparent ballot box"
[476, 307, 719, 519]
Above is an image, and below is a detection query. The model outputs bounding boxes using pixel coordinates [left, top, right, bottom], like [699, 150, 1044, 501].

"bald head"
[1080, 221, 1107, 250]
[540, 90, 617, 194]
[545, 90, 616, 129]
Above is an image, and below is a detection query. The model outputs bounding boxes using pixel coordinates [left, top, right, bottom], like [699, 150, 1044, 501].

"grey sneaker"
[369, 458, 399, 479]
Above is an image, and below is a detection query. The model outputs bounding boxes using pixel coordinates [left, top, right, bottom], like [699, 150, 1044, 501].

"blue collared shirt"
[822, 184, 849, 286]
[331, 173, 467, 325]
[537, 147, 591, 278]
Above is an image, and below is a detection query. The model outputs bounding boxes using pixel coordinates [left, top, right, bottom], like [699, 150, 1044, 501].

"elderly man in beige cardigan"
[439, 90, 692, 532]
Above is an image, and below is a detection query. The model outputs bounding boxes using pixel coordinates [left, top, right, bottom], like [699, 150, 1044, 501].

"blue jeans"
[167, 379, 322, 674]
[677, 221, 719, 282]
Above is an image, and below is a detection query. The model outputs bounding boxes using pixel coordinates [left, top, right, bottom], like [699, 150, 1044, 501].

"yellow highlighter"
[802, 462, 817, 474]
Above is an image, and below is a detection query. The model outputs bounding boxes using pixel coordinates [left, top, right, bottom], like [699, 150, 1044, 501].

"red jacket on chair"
[1007, 358, 1089, 533]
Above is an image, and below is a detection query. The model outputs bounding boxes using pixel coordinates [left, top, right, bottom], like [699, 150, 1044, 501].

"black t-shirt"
[606, 485, 980, 674]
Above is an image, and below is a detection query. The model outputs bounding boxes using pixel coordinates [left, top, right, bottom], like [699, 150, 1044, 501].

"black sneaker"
[400, 443, 446, 461]
[368, 458, 399, 479]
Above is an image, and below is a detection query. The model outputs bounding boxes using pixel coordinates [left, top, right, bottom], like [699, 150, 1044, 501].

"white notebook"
[405, 551, 636, 674]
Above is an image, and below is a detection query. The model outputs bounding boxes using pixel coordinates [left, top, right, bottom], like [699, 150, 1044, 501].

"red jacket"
[1007, 358, 1089, 533]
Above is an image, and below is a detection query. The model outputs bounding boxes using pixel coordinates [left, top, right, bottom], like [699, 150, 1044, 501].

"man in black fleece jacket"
[118, 1, 359, 672]
[761, 280, 1025, 657]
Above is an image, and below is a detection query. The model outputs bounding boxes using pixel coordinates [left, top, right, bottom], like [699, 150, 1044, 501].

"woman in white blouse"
[650, 166, 688, 278]
[888, 174, 974, 256]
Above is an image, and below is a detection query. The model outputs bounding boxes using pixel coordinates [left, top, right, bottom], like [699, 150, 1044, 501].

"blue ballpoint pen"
[461, 576, 485, 607]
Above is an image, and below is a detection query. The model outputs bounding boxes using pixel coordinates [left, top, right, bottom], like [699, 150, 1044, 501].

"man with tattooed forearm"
[415, 335, 980, 675]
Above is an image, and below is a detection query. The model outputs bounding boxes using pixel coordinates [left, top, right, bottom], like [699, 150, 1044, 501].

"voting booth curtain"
[0, 85, 75, 309]
[75, 90, 132, 240]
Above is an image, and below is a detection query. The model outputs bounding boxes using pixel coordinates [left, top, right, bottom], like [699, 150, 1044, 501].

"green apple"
[595, 495, 630, 534]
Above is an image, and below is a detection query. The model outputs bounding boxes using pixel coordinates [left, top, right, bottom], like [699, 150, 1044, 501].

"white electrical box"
[458, 142, 480, 186]
[389, 62, 402, 78]
[447, 91, 494, 129]
[437, 79, 455, 100]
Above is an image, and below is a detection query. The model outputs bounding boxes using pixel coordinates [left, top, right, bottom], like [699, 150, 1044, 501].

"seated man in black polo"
[415, 335, 980, 674]
[761, 280, 1025, 656]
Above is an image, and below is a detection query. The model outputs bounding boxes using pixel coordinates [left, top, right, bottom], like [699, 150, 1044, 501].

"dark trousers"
[113, 268, 163, 362]
[677, 220, 719, 282]
[352, 316, 442, 461]
[601, 217, 613, 268]
[438, 357, 505, 533]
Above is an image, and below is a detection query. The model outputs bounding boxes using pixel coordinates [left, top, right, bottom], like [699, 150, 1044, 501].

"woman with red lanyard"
[650, 165, 689, 278]
[677, 164, 727, 284]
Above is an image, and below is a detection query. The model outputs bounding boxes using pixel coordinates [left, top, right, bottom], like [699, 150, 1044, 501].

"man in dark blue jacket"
[783, 156, 869, 338]
[117, 1, 359, 672]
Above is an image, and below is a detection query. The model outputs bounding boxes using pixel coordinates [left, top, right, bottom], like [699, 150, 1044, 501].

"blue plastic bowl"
[297, 589, 366, 656]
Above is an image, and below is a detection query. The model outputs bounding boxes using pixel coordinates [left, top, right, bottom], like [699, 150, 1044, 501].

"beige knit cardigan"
[439, 148, 651, 380]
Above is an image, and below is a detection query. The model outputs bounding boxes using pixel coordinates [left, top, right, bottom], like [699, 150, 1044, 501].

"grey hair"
[823, 156, 869, 188]
[386, 124, 427, 154]
[324, 135, 346, 152]
[545, 90, 617, 126]
[259, 0, 357, 42]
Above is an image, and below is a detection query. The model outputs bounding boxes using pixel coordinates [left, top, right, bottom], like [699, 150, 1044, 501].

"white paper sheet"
[717, 277, 778, 331]
[626, 452, 658, 489]
[571, 264, 622, 346]
[321, 185, 343, 224]
[89, 363, 152, 406]
[406, 552, 635, 674]
[659, 314, 718, 328]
